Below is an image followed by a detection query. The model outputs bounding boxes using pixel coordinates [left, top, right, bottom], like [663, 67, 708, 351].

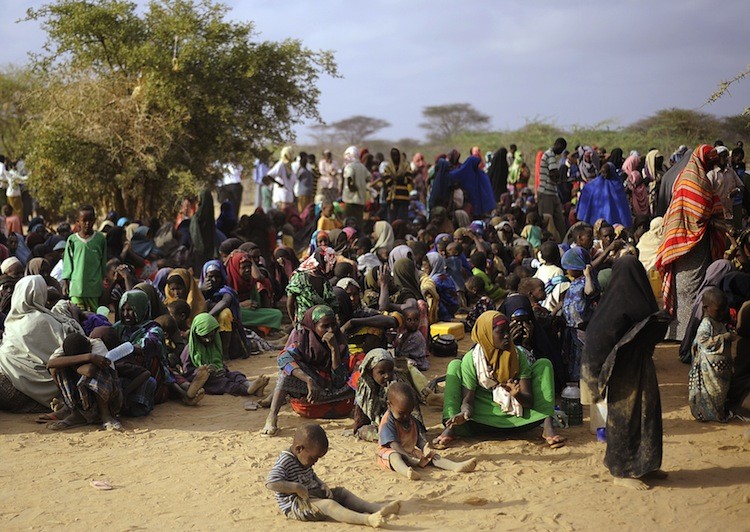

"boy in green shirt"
[61, 205, 107, 311]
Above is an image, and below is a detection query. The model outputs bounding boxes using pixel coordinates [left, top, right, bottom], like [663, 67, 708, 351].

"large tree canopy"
[419, 103, 490, 143]
[23, 0, 337, 218]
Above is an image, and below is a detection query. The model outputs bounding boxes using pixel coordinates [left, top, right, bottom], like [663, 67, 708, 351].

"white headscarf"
[343, 146, 358, 165]
[0, 276, 84, 406]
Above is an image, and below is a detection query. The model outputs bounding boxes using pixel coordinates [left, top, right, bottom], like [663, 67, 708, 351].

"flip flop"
[90, 480, 113, 490]
[36, 412, 61, 424]
[542, 435, 566, 449]
[244, 400, 259, 411]
[102, 420, 124, 431]
[47, 418, 87, 431]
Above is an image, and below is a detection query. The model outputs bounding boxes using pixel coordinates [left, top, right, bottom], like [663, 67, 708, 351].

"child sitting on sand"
[689, 288, 738, 422]
[267, 424, 401, 527]
[377, 382, 477, 480]
[464, 275, 496, 332]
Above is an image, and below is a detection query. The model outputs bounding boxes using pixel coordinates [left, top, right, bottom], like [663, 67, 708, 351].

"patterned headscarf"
[355, 348, 394, 425]
[297, 246, 337, 274]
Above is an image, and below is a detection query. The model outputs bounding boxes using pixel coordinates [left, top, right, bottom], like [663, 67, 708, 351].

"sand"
[1, 339, 748, 531]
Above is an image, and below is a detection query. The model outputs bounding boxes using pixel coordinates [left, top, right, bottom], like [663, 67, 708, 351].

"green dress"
[443, 347, 554, 435]
[286, 270, 338, 324]
[239, 288, 283, 330]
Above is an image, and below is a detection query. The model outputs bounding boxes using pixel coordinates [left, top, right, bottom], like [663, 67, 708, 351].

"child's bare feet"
[367, 511, 385, 528]
[613, 477, 649, 491]
[182, 388, 205, 406]
[405, 467, 420, 480]
[380, 501, 401, 517]
[252, 375, 270, 396]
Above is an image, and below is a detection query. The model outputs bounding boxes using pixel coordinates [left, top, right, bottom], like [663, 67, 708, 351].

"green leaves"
[21, 0, 337, 218]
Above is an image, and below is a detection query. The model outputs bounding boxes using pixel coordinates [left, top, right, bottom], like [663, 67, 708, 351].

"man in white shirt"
[342, 146, 369, 228]
[708, 146, 744, 229]
[317, 149, 340, 204]
[218, 159, 244, 219]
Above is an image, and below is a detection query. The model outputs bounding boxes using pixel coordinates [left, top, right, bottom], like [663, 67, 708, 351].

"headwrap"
[608, 148, 624, 170]
[134, 282, 167, 320]
[427, 159, 453, 210]
[643, 149, 662, 182]
[1, 257, 22, 275]
[636, 217, 664, 272]
[576, 162, 633, 227]
[280, 146, 294, 165]
[388, 244, 413, 271]
[336, 277, 361, 292]
[470, 220, 485, 236]
[164, 267, 207, 320]
[188, 313, 223, 370]
[343, 145, 359, 165]
[561, 247, 591, 271]
[152, 267, 173, 299]
[472, 311, 519, 383]
[354, 348, 394, 426]
[391, 258, 422, 303]
[656, 145, 724, 315]
[224, 251, 254, 300]
[426, 251, 447, 278]
[487, 147, 509, 200]
[449, 156, 496, 216]
[453, 209, 471, 228]
[297, 246, 337, 274]
[285, 304, 347, 372]
[370, 221, 394, 253]
[118, 289, 151, 324]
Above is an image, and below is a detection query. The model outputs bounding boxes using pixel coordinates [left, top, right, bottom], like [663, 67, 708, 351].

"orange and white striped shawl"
[655, 145, 725, 315]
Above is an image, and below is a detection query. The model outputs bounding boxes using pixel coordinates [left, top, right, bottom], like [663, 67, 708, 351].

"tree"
[419, 103, 491, 142]
[707, 64, 750, 116]
[329, 115, 390, 145]
[23, 0, 337, 218]
[0, 67, 35, 160]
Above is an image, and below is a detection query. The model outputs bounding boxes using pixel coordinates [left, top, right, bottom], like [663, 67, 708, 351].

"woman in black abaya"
[582, 255, 670, 490]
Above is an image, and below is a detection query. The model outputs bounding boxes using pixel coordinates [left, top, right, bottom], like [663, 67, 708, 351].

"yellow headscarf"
[471, 311, 519, 383]
[280, 146, 295, 165]
[164, 267, 207, 320]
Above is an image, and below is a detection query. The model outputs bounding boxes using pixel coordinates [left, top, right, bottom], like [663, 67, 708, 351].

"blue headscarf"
[427, 159, 453, 210]
[561, 247, 591, 271]
[448, 156, 496, 215]
[576, 162, 633, 227]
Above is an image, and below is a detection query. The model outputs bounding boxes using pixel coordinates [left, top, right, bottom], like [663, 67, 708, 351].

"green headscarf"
[188, 313, 223, 369]
[311, 305, 334, 323]
[113, 290, 160, 346]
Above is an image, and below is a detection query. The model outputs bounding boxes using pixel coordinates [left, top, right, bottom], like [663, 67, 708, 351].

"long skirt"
[53, 366, 123, 423]
[604, 317, 666, 478]
[442, 354, 554, 436]
[666, 236, 711, 340]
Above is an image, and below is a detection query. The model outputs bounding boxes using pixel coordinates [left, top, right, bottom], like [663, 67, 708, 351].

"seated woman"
[181, 313, 268, 397]
[114, 290, 201, 407]
[225, 250, 283, 333]
[0, 276, 84, 414]
[353, 348, 424, 442]
[261, 305, 352, 436]
[425, 252, 459, 322]
[377, 259, 429, 341]
[25, 257, 62, 293]
[286, 247, 339, 325]
[133, 282, 167, 320]
[47, 332, 123, 430]
[435, 311, 565, 449]
[200, 259, 251, 358]
[164, 268, 206, 322]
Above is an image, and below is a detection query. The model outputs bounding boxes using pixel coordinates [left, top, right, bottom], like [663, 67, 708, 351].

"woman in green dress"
[435, 310, 565, 448]
[285, 246, 339, 325]
[225, 249, 283, 331]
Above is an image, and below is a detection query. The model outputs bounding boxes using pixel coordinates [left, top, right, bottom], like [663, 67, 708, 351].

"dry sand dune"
[1, 341, 748, 531]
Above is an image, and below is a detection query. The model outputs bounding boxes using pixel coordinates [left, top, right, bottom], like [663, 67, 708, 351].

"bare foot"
[252, 375, 270, 396]
[455, 458, 477, 472]
[102, 420, 124, 431]
[47, 411, 87, 431]
[367, 511, 385, 528]
[641, 469, 668, 480]
[182, 388, 205, 406]
[380, 501, 401, 517]
[613, 477, 649, 491]
[406, 467, 420, 480]
[246, 375, 268, 396]
[260, 421, 278, 436]
[257, 392, 273, 409]
[187, 366, 210, 399]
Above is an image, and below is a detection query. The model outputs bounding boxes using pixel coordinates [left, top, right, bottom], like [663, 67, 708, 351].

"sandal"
[47, 417, 87, 431]
[542, 434, 566, 449]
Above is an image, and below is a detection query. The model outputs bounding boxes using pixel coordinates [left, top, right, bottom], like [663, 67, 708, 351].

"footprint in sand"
[463, 496, 488, 506]
[717, 445, 741, 451]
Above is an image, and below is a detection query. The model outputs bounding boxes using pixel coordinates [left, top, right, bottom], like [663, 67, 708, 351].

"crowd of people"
[0, 137, 748, 526]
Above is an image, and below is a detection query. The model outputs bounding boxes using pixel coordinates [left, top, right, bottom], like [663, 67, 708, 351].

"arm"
[286, 293, 297, 324]
[341, 315, 398, 333]
[503, 378, 533, 409]
[208, 292, 233, 317]
[265, 481, 309, 500]
[61, 238, 73, 296]
[583, 265, 597, 297]
[47, 353, 110, 370]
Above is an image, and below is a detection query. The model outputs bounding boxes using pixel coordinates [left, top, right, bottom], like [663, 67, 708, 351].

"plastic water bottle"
[561, 382, 583, 426]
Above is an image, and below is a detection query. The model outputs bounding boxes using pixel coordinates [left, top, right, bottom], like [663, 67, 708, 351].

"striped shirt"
[538, 148, 560, 196]
[267, 450, 324, 515]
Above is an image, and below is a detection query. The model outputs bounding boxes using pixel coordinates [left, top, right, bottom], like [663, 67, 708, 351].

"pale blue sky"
[3, 0, 748, 141]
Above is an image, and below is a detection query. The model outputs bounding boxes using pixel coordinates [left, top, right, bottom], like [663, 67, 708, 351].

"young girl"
[424, 252, 459, 322]
[561, 247, 599, 381]
[689, 288, 737, 422]
[378, 382, 477, 480]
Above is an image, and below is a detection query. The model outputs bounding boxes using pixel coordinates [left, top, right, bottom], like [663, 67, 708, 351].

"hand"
[584, 264, 593, 278]
[502, 379, 521, 397]
[295, 483, 310, 500]
[725, 332, 739, 343]
[319, 482, 334, 499]
[249, 300, 259, 310]
[306, 379, 321, 403]
[378, 265, 390, 288]
[446, 409, 471, 427]
[60, 280, 69, 297]
[321, 331, 336, 347]
[340, 320, 352, 333]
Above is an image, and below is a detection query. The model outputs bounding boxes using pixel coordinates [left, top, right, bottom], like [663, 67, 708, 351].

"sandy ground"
[0, 338, 748, 531]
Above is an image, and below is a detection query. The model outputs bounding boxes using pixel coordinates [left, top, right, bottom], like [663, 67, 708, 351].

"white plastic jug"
[589, 401, 608, 434]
